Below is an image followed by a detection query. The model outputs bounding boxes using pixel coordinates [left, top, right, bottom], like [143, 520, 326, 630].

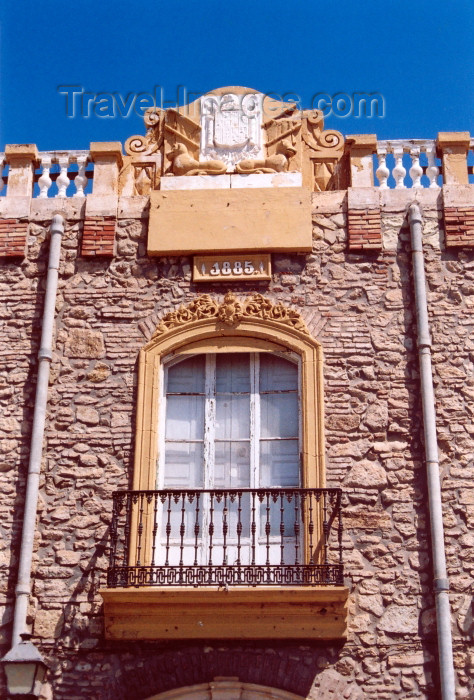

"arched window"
[133, 293, 325, 496]
[120, 293, 336, 585]
[103, 295, 347, 640]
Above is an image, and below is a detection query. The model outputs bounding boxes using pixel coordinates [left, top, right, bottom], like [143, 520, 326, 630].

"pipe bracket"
[38, 348, 53, 361]
[433, 578, 450, 592]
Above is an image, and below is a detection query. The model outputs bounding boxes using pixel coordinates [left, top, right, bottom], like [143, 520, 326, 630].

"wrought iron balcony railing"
[107, 488, 344, 588]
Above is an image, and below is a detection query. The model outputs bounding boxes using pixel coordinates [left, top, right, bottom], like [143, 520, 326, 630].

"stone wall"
[0, 191, 472, 699]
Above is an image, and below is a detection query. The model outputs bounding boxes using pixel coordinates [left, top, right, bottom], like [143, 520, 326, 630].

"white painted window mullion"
[250, 353, 260, 489]
[204, 354, 216, 489]
[201, 354, 216, 561]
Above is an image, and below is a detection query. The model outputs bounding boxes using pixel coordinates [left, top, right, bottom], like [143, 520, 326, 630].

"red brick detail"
[0, 219, 28, 257]
[444, 206, 474, 248]
[347, 208, 382, 251]
[81, 216, 116, 257]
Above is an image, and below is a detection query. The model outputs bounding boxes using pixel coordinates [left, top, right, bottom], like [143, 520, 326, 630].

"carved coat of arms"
[200, 92, 264, 169]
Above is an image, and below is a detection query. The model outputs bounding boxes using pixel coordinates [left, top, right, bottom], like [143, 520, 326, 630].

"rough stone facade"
[0, 183, 472, 700]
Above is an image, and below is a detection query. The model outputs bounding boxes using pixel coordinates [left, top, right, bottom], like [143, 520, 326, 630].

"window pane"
[260, 355, 297, 392]
[259, 440, 299, 487]
[164, 443, 204, 488]
[215, 395, 250, 440]
[167, 355, 205, 393]
[216, 353, 250, 392]
[214, 441, 250, 487]
[165, 395, 204, 440]
[260, 393, 298, 438]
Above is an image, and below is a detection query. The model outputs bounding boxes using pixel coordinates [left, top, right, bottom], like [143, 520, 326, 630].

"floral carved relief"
[151, 293, 309, 339]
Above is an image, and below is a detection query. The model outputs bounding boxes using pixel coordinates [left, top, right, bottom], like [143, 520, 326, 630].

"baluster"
[193, 492, 200, 566]
[294, 493, 300, 565]
[108, 493, 120, 578]
[375, 147, 390, 188]
[179, 493, 186, 569]
[308, 491, 314, 566]
[265, 492, 271, 568]
[136, 493, 145, 567]
[208, 493, 215, 567]
[409, 146, 423, 188]
[280, 492, 285, 565]
[236, 492, 242, 569]
[251, 491, 256, 566]
[123, 494, 133, 571]
[426, 144, 440, 188]
[56, 155, 70, 197]
[151, 493, 158, 567]
[300, 492, 308, 584]
[322, 491, 329, 567]
[38, 156, 53, 198]
[393, 146, 406, 188]
[222, 492, 228, 566]
[164, 494, 172, 566]
[74, 154, 88, 196]
[337, 492, 344, 583]
[0, 156, 4, 194]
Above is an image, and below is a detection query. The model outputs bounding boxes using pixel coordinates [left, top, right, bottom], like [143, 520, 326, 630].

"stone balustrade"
[0, 132, 471, 200]
[345, 131, 472, 189]
[0, 147, 93, 198]
[36, 150, 91, 197]
[375, 139, 440, 189]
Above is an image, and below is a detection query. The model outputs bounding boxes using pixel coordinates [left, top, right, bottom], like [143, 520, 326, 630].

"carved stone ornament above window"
[151, 292, 309, 339]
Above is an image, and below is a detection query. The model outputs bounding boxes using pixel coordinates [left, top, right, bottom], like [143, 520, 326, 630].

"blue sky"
[1, 0, 473, 151]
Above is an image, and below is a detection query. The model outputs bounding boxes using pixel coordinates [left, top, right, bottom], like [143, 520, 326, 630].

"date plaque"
[193, 254, 271, 282]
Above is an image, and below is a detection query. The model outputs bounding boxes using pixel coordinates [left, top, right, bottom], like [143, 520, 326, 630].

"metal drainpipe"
[408, 203, 455, 700]
[11, 214, 65, 647]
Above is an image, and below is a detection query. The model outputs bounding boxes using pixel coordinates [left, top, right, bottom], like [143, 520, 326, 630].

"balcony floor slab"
[100, 585, 349, 641]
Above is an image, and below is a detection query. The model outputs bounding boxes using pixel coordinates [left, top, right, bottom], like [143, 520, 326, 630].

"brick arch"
[145, 680, 305, 700]
[110, 645, 324, 699]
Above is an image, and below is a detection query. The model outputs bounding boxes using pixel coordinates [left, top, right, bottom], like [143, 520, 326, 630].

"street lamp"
[1, 634, 47, 697]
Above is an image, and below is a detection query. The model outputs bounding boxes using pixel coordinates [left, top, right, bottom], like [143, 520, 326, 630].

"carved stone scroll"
[301, 112, 344, 191]
[124, 108, 164, 157]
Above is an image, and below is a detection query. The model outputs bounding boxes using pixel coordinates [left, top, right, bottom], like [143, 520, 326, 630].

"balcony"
[101, 488, 349, 641]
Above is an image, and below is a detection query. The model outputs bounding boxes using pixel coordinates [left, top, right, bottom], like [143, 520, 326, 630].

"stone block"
[76, 405, 100, 425]
[64, 328, 105, 358]
[160, 175, 231, 190]
[230, 172, 302, 188]
[347, 187, 380, 210]
[377, 605, 419, 634]
[34, 608, 64, 638]
[343, 460, 387, 489]
[56, 549, 81, 566]
[148, 187, 312, 255]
